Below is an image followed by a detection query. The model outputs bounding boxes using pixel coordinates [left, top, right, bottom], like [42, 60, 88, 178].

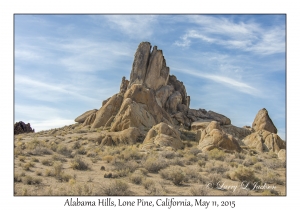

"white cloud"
[174, 15, 285, 55]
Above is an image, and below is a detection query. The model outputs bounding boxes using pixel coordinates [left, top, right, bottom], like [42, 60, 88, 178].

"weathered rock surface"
[129, 42, 152, 87]
[242, 130, 285, 153]
[198, 121, 242, 152]
[14, 121, 35, 135]
[252, 108, 277, 134]
[91, 127, 143, 146]
[142, 122, 184, 150]
[82, 112, 97, 126]
[144, 46, 170, 90]
[91, 94, 123, 129]
[191, 120, 212, 131]
[75, 109, 97, 123]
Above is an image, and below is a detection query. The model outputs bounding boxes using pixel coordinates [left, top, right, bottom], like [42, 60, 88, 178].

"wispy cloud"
[172, 67, 259, 96]
[174, 15, 285, 55]
[104, 15, 157, 39]
[15, 75, 101, 103]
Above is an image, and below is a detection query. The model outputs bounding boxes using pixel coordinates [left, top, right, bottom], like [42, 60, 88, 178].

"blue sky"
[14, 14, 286, 139]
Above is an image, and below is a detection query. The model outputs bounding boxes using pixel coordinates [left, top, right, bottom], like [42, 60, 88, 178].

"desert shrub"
[205, 161, 229, 174]
[169, 157, 185, 166]
[70, 157, 89, 170]
[129, 172, 144, 185]
[72, 141, 81, 149]
[261, 169, 284, 185]
[122, 147, 143, 160]
[113, 160, 139, 173]
[100, 166, 105, 171]
[144, 156, 168, 173]
[86, 151, 97, 157]
[229, 162, 239, 168]
[56, 144, 72, 157]
[22, 175, 42, 185]
[189, 147, 201, 156]
[263, 159, 284, 169]
[52, 154, 67, 162]
[99, 180, 130, 196]
[116, 168, 131, 177]
[234, 152, 246, 160]
[160, 151, 177, 159]
[243, 156, 258, 166]
[35, 170, 42, 176]
[102, 155, 115, 163]
[31, 157, 39, 162]
[14, 173, 22, 182]
[184, 154, 199, 163]
[41, 159, 53, 166]
[77, 147, 87, 155]
[23, 162, 35, 171]
[197, 159, 206, 167]
[190, 185, 209, 196]
[261, 189, 280, 196]
[138, 168, 149, 176]
[53, 161, 63, 177]
[184, 167, 200, 182]
[18, 156, 26, 162]
[208, 149, 226, 161]
[230, 166, 260, 189]
[253, 162, 263, 171]
[206, 174, 222, 188]
[44, 168, 53, 176]
[159, 166, 185, 185]
[142, 179, 155, 190]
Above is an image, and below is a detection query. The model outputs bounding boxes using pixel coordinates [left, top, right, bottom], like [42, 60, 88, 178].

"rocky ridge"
[73, 42, 285, 156]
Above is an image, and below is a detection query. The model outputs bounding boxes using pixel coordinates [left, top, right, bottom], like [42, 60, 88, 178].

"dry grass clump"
[208, 148, 226, 161]
[102, 155, 115, 163]
[23, 162, 35, 171]
[242, 155, 259, 166]
[159, 165, 185, 185]
[184, 166, 200, 182]
[70, 156, 89, 170]
[189, 147, 201, 156]
[253, 162, 263, 171]
[56, 144, 72, 157]
[129, 172, 144, 185]
[41, 158, 53, 166]
[22, 175, 42, 185]
[205, 161, 230, 174]
[99, 180, 130, 196]
[261, 169, 284, 185]
[263, 158, 284, 169]
[206, 174, 222, 188]
[190, 185, 209, 195]
[52, 154, 67, 162]
[144, 156, 168, 173]
[122, 147, 143, 160]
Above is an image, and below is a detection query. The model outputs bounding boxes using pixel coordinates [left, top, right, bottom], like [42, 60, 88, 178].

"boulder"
[207, 111, 231, 125]
[243, 130, 285, 153]
[198, 121, 241, 152]
[75, 109, 97, 123]
[129, 42, 152, 87]
[252, 108, 277, 133]
[91, 94, 123, 128]
[142, 122, 184, 150]
[277, 149, 286, 160]
[14, 121, 35, 135]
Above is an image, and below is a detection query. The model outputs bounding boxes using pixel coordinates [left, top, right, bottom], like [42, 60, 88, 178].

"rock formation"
[242, 130, 285, 153]
[197, 121, 242, 152]
[14, 121, 35, 135]
[252, 108, 277, 133]
[74, 42, 285, 153]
